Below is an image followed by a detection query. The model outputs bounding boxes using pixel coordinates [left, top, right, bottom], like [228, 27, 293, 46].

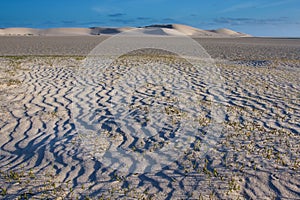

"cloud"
[220, 2, 255, 13]
[61, 20, 76, 25]
[214, 17, 290, 26]
[162, 18, 178, 23]
[220, 0, 297, 13]
[91, 6, 123, 15]
[108, 13, 126, 17]
[135, 17, 179, 23]
[110, 18, 135, 24]
[135, 17, 157, 24]
[78, 21, 103, 26]
[92, 7, 108, 13]
[0, 21, 34, 28]
[39, 21, 56, 26]
[136, 17, 152, 21]
[257, 0, 297, 8]
[58, 20, 103, 27]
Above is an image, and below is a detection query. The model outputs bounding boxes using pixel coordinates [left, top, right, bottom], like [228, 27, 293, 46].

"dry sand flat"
[0, 35, 299, 199]
[0, 36, 299, 59]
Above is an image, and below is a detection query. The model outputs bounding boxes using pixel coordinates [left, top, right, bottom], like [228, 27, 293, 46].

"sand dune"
[90, 27, 134, 35]
[0, 27, 40, 36]
[143, 24, 251, 37]
[173, 24, 219, 36]
[0, 27, 92, 36]
[118, 27, 186, 36]
[41, 28, 92, 36]
[209, 28, 251, 37]
[144, 24, 220, 37]
[0, 24, 251, 37]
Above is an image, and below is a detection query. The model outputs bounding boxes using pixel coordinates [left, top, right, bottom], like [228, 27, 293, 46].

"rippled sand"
[0, 37, 299, 199]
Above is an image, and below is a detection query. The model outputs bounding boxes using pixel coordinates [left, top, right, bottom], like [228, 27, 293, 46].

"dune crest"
[209, 28, 251, 37]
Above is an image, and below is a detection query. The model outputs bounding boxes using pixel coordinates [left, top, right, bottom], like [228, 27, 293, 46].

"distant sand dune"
[156, 24, 220, 36]
[0, 24, 251, 37]
[0, 27, 40, 36]
[209, 28, 251, 37]
[41, 28, 92, 36]
[90, 27, 134, 35]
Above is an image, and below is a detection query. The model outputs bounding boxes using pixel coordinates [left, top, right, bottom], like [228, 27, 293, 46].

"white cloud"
[220, 0, 297, 13]
[91, 6, 122, 14]
[258, 0, 297, 8]
[220, 2, 256, 13]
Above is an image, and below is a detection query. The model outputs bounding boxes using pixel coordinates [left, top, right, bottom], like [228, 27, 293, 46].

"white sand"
[0, 37, 299, 199]
[0, 27, 40, 36]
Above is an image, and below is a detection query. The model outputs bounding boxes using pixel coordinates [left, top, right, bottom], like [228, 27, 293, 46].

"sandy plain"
[0, 35, 299, 199]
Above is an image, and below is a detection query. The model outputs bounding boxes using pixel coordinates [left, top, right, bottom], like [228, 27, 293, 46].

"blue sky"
[1, 0, 300, 37]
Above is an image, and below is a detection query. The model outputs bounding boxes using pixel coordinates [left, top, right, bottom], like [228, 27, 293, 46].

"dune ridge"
[0, 24, 251, 37]
[209, 28, 251, 37]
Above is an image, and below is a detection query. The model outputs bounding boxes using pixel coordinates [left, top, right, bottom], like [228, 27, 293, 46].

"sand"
[0, 24, 250, 38]
[0, 36, 299, 59]
[0, 35, 299, 199]
[209, 28, 251, 37]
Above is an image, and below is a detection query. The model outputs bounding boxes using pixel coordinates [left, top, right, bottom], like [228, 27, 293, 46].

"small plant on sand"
[28, 169, 35, 179]
[7, 170, 22, 181]
[6, 79, 21, 86]
[197, 116, 211, 127]
[4, 69, 16, 76]
[227, 178, 240, 193]
[0, 187, 7, 196]
[48, 111, 59, 118]
[4, 55, 28, 60]
[74, 56, 85, 61]
[213, 168, 219, 177]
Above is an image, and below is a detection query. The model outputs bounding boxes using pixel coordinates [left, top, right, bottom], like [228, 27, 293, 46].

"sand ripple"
[0, 55, 299, 199]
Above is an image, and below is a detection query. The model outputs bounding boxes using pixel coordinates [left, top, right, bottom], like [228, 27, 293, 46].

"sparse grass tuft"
[6, 79, 22, 86]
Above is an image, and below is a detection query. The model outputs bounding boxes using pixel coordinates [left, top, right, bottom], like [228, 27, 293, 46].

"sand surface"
[0, 36, 299, 199]
[0, 36, 299, 59]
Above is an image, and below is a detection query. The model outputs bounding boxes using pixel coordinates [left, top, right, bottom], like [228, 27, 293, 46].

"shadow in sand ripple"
[74, 29, 226, 174]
